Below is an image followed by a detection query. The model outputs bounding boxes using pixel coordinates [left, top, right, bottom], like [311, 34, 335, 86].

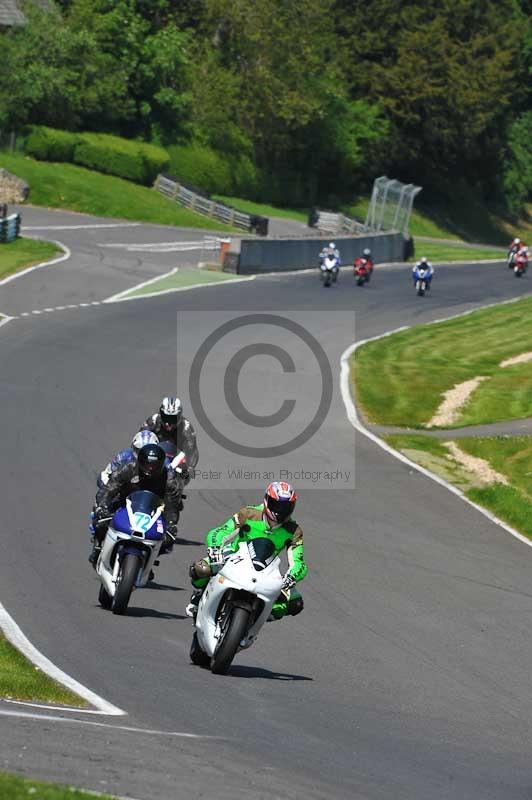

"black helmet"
[138, 443, 166, 478]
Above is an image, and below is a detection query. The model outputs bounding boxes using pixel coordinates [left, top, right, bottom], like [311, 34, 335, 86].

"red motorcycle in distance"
[354, 257, 373, 286]
[514, 250, 528, 278]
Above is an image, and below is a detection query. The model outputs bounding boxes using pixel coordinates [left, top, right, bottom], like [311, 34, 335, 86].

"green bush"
[73, 133, 169, 185]
[24, 127, 169, 186]
[166, 142, 232, 194]
[25, 126, 79, 162]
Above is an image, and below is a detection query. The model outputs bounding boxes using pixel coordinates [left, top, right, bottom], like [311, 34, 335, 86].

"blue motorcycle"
[96, 490, 166, 614]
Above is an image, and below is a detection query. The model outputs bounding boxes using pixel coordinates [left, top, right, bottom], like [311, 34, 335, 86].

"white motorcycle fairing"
[195, 541, 284, 659]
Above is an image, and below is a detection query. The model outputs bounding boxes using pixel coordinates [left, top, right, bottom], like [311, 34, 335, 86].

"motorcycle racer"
[185, 482, 307, 620]
[141, 396, 198, 473]
[97, 430, 159, 489]
[90, 443, 185, 566]
[412, 256, 434, 288]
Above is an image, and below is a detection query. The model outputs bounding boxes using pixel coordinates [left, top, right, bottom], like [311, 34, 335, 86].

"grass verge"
[409, 243, 503, 262]
[0, 633, 87, 706]
[0, 237, 61, 281]
[352, 297, 532, 427]
[0, 152, 235, 231]
[0, 772, 116, 799]
[114, 267, 245, 300]
[213, 194, 308, 223]
[385, 434, 532, 539]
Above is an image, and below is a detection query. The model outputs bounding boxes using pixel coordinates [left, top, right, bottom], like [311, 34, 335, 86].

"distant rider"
[185, 481, 307, 620]
[413, 256, 434, 288]
[90, 443, 185, 566]
[508, 238, 526, 267]
[97, 430, 159, 489]
[354, 247, 374, 274]
[141, 396, 198, 480]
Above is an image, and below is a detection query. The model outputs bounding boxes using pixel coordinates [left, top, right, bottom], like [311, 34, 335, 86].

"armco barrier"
[224, 232, 406, 274]
[0, 213, 21, 243]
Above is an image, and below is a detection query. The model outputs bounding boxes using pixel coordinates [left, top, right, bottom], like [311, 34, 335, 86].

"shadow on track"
[225, 665, 313, 681]
[116, 607, 186, 620]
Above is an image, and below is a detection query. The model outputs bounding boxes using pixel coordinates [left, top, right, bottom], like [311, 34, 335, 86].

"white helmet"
[420, 256, 428, 264]
[159, 396, 183, 432]
[514, 237, 520, 244]
[329, 242, 335, 249]
[131, 430, 159, 453]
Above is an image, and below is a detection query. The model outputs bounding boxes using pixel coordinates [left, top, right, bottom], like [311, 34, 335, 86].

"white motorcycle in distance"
[190, 536, 284, 674]
[320, 254, 339, 287]
[96, 490, 166, 615]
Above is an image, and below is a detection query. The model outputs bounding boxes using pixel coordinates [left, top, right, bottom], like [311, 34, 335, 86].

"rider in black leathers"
[90, 443, 185, 565]
[141, 396, 198, 477]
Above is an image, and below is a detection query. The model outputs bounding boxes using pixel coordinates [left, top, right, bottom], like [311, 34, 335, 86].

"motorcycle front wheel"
[211, 606, 250, 674]
[112, 553, 141, 615]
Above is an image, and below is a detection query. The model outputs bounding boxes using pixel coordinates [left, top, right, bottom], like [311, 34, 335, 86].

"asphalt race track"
[2, 225, 532, 800]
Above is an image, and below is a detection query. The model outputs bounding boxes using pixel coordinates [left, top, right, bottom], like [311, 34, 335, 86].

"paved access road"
[1, 230, 532, 800]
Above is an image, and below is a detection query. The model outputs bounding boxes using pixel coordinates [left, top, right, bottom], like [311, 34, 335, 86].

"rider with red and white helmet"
[186, 481, 307, 619]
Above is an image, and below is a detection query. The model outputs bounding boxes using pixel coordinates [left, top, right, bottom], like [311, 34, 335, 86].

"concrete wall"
[224, 232, 406, 274]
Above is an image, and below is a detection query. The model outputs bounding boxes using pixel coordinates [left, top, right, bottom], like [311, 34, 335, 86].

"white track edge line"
[0, 602, 125, 715]
[0, 708, 222, 738]
[0, 241, 71, 287]
[340, 292, 532, 551]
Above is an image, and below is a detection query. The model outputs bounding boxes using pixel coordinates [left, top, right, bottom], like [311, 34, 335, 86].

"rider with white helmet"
[141, 396, 199, 476]
[412, 255, 434, 287]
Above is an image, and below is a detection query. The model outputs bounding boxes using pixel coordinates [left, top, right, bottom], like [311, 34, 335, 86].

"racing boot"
[185, 589, 203, 618]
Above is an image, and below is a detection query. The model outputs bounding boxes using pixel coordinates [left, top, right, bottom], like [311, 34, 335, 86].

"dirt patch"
[500, 352, 532, 368]
[427, 377, 488, 427]
[444, 441, 509, 486]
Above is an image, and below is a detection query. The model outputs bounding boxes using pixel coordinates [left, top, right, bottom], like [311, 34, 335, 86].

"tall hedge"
[25, 127, 169, 185]
[25, 126, 80, 162]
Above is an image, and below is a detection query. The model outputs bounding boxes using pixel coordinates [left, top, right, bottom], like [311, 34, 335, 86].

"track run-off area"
[1, 209, 532, 800]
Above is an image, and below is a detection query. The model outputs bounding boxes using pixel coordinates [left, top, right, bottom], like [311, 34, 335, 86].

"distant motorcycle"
[96, 490, 166, 614]
[413, 266, 429, 296]
[354, 257, 371, 286]
[320, 254, 339, 287]
[514, 251, 528, 277]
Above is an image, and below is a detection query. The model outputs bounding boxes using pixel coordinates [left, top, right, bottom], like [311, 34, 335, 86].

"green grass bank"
[0, 237, 61, 281]
[0, 634, 86, 706]
[353, 297, 532, 428]
[0, 772, 117, 800]
[0, 153, 234, 231]
[385, 434, 532, 540]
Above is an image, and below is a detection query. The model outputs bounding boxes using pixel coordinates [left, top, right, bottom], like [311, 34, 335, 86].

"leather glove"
[281, 573, 296, 592]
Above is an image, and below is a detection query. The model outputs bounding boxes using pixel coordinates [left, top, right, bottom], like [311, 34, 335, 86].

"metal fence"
[154, 174, 269, 235]
[0, 212, 21, 243]
[308, 208, 369, 236]
[365, 176, 422, 237]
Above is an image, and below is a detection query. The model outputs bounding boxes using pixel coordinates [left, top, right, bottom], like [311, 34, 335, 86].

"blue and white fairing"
[112, 490, 166, 540]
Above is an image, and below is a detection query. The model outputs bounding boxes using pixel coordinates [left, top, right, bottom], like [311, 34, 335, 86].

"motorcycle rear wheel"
[211, 606, 250, 674]
[112, 553, 141, 615]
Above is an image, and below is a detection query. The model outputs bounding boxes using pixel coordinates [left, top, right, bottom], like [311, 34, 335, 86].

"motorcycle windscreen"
[247, 537, 276, 571]
[127, 490, 166, 540]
